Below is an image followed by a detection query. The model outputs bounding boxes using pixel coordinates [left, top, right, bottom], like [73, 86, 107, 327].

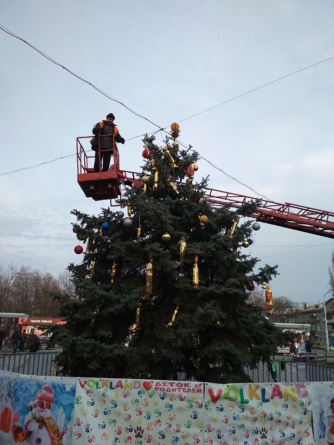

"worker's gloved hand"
[120, 138, 125, 144]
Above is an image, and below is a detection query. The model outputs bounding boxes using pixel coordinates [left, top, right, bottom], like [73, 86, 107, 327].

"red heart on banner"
[208, 387, 222, 404]
[143, 381, 153, 391]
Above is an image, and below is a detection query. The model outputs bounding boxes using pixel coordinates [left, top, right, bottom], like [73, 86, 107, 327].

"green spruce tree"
[52, 134, 287, 382]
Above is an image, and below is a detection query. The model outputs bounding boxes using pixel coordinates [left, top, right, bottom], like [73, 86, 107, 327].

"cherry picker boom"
[76, 136, 334, 239]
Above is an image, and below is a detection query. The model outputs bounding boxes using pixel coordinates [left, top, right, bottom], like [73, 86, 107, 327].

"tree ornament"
[142, 148, 151, 159]
[246, 281, 255, 291]
[252, 222, 261, 231]
[242, 240, 250, 248]
[280, 357, 286, 371]
[193, 165, 199, 171]
[142, 175, 149, 193]
[123, 217, 133, 227]
[264, 286, 274, 315]
[226, 216, 240, 237]
[101, 222, 110, 231]
[85, 238, 93, 254]
[72, 226, 78, 233]
[137, 224, 142, 240]
[171, 122, 180, 139]
[186, 165, 195, 180]
[110, 261, 117, 283]
[162, 232, 171, 242]
[193, 255, 199, 290]
[74, 245, 83, 254]
[198, 197, 206, 204]
[144, 259, 153, 300]
[269, 358, 277, 381]
[153, 171, 159, 190]
[127, 203, 132, 218]
[162, 146, 178, 169]
[178, 237, 187, 264]
[167, 177, 179, 194]
[76, 232, 86, 241]
[85, 258, 96, 279]
[168, 306, 179, 326]
[199, 214, 209, 228]
[172, 141, 179, 150]
[247, 238, 253, 245]
[117, 211, 124, 218]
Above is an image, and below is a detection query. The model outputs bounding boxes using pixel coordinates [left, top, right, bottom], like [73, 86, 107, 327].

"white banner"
[72, 377, 204, 444]
[203, 382, 315, 445]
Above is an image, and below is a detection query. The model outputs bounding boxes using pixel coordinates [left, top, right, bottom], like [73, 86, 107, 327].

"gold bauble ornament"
[193, 164, 199, 171]
[199, 215, 209, 224]
[162, 232, 171, 242]
[242, 241, 250, 248]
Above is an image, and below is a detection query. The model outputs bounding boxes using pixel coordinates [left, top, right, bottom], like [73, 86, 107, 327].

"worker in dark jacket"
[92, 113, 125, 172]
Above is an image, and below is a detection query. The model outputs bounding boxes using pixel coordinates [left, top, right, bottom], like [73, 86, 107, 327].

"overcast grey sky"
[0, 1, 333, 306]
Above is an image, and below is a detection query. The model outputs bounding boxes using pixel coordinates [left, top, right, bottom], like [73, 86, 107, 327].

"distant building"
[270, 298, 334, 344]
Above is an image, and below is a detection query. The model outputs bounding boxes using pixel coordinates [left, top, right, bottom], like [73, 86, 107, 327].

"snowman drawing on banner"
[12, 384, 66, 445]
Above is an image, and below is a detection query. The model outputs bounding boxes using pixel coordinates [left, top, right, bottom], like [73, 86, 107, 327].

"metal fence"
[245, 360, 334, 383]
[2, 351, 334, 382]
[0, 352, 57, 376]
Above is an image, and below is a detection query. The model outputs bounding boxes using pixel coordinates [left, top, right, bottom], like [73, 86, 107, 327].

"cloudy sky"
[0, 1, 333, 306]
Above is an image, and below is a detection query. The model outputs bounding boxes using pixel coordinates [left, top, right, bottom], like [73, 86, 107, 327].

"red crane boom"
[76, 136, 334, 239]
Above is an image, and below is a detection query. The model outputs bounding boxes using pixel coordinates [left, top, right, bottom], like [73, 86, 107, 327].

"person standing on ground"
[0, 328, 5, 350]
[26, 329, 39, 353]
[19, 330, 27, 352]
[92, 113, 125, 172]
[11, 328, 21, 353]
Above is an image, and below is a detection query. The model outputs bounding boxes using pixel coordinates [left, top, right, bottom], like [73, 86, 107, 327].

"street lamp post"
[322, 289, 334, 354]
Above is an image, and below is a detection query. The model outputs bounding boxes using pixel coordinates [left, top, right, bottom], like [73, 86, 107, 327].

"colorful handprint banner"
[72, 377, 204, 444]
[204, 382, 314, 445]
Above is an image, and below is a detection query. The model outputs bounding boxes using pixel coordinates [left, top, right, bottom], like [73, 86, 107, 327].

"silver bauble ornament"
[252, 222, 261, 231]
[123, 217, 133, 227]
[117, 211, 125, 218]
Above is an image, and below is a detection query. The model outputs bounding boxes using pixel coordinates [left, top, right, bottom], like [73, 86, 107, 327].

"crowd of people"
[0, 328, 40, 353]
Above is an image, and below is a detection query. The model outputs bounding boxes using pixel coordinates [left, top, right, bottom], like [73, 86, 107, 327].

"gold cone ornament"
[162, 146, 178, 169]
[85, 258, 96, 279]
[226, 216, 240, 237]
[142, 175, 149, 193]
[168, 306, 179, 326]
[110, 261, 117, 283]
[167, 177, 179, 194]
[178, 237, 187, 265]
[193, 255, 199, 290]
[137, 224, 142, 240]
[144, 259, 153, 299]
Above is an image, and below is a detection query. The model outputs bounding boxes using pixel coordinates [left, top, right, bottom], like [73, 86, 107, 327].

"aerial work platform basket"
[76, 136, 122, 201]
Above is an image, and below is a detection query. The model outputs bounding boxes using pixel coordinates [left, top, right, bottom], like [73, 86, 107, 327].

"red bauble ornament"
[142, 149, 151, 159]
[186, 166, 194, 178]
[246, 282, 255, 291]
[74, 245, 83, 254]
[72, 226, 78, 233]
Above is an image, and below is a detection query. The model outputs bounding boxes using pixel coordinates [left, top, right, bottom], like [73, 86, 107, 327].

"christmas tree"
[52, 129, 288, 382]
